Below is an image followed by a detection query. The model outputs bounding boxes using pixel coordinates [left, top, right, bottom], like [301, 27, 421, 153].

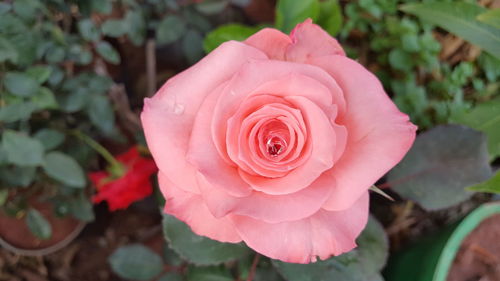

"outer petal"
[187, 83, 253, 197]
[197, 172, 332, 224]
[309, 55, 417, 211]
[230, 192, 370, 263]
[244, 28, 292, 60]
[158, 172, 242, 243]
[141, 41, 267, 194]
[286, 19, 345, 63]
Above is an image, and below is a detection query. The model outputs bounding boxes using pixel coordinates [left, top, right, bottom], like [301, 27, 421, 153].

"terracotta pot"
[0, 200, 85, 256]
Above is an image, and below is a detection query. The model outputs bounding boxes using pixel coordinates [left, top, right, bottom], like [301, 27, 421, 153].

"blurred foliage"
[0, 0, 224, 239]
[468, 170, 500, 194]
[342, 0, 500, 131]
[0, 0, 499, 280]
[0, 0, 113, 238]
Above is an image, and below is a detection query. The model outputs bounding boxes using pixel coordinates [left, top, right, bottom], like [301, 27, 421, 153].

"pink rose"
[141, 20, 416, 263]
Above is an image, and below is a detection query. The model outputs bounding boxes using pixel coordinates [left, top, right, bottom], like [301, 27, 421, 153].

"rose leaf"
[388, 125, 492, 210]
[162, 214, 251, 266]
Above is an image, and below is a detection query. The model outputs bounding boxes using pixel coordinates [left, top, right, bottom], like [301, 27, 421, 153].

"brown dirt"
[447, 214, 500, 281]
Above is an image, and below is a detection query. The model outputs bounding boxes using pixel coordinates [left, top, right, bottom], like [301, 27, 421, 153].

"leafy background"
[0, 0, 499, 280]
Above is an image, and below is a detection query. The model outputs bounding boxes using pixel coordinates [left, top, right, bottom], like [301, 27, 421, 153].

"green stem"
[70, 130, 123, 171]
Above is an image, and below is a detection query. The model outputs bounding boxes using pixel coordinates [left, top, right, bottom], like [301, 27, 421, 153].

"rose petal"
[240, 96, 337, 195]
[227, 98, 307, 177]
[141, 41, 266, 194]
[197, 172, 332, 224]
[187, 84, 253, 197]
[231, 192, 369, 263]
[158, 172, 242, 243]
[212, 60, 346, 173]
[309, 55, 417, 211]
[244, 28, 292, 60]
[286, 19, 345, 63]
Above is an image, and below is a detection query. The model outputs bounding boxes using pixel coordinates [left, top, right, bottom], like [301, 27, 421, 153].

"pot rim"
[0, 220, 86, 256]
[433, 202, 500, 281]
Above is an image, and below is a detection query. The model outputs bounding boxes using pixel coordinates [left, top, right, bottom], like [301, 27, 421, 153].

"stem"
[70, 130, 122, 169]
[146, 39, 157, 97]
[246, 254, 260, 281]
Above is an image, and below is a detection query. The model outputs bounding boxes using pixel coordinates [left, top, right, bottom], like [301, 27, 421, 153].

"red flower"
[89, 147, 158, 211]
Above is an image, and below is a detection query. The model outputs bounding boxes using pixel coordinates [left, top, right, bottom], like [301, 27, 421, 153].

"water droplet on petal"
[173, 103, 185, 115]
[266, 135, 286, 157]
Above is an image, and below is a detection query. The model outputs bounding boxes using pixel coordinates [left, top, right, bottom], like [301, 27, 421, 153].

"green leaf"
[275, 0, 320, 33]
[13, 0, 40, 21]
[4, 72, 40, 97]
[347, 215, 389, 272]
[468, 170, 500, 194]
[0, 102, 36, 123]
[2, 130, 44, 166]
[45, 46, 66, 63]
[182, 29, 204, 65]
[31, 87, 59, 109]
[26, 65, 52, 84]
[187, 266, 233, 281]
[109, 244, 164, 281]
[203, 24, 260, 53]
[195, 0, 228, 15]
[163, 214, 250, 265]
[34, 129, 65, 151]
[400, 2, 500, 59]
[157, 15, 187, 45]
[124, 10, 146, 46]
[101, 19, 128, 37]
[0, 36, 18, 63]
[388, 125, 492, 210]
[163, 246, 183, 266]
[0, 189, 8, 206]
[316, 0, 343, 36]
[86, 94, 115, 133]
[58, 87, 90, 113]
[26, 209, 52, 240]
[158, 272, 184, 281]
[0, 166, 36, 187]
[96, 41, 120, 64]
[273, 216, 387, 281]
[478, 52, 500, 82]
[69, 192, 95, 222]
[90, 0, 112, 14]
[78, 19, 101, 42]
[477, 8, 500, 29]
[48, 66, 65, 86]
[389, 49, 413, 71]
[42, 152, 86, 188]
[68, 44, 93, 65]
[0, 146, 6, 165]
[0, 3, 11, 15]
[451, 98, 500, 160]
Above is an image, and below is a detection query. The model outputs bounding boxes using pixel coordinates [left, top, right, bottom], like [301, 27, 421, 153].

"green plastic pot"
[384, 202, 500, 281]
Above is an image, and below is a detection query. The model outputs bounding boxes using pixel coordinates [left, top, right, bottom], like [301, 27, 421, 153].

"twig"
[246, 254, 260, 281]
[108, 84, 142, 134]
[146, 39, 157, 97]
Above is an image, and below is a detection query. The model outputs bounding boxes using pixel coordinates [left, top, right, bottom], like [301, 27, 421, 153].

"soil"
[447, 214, 500, 281]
